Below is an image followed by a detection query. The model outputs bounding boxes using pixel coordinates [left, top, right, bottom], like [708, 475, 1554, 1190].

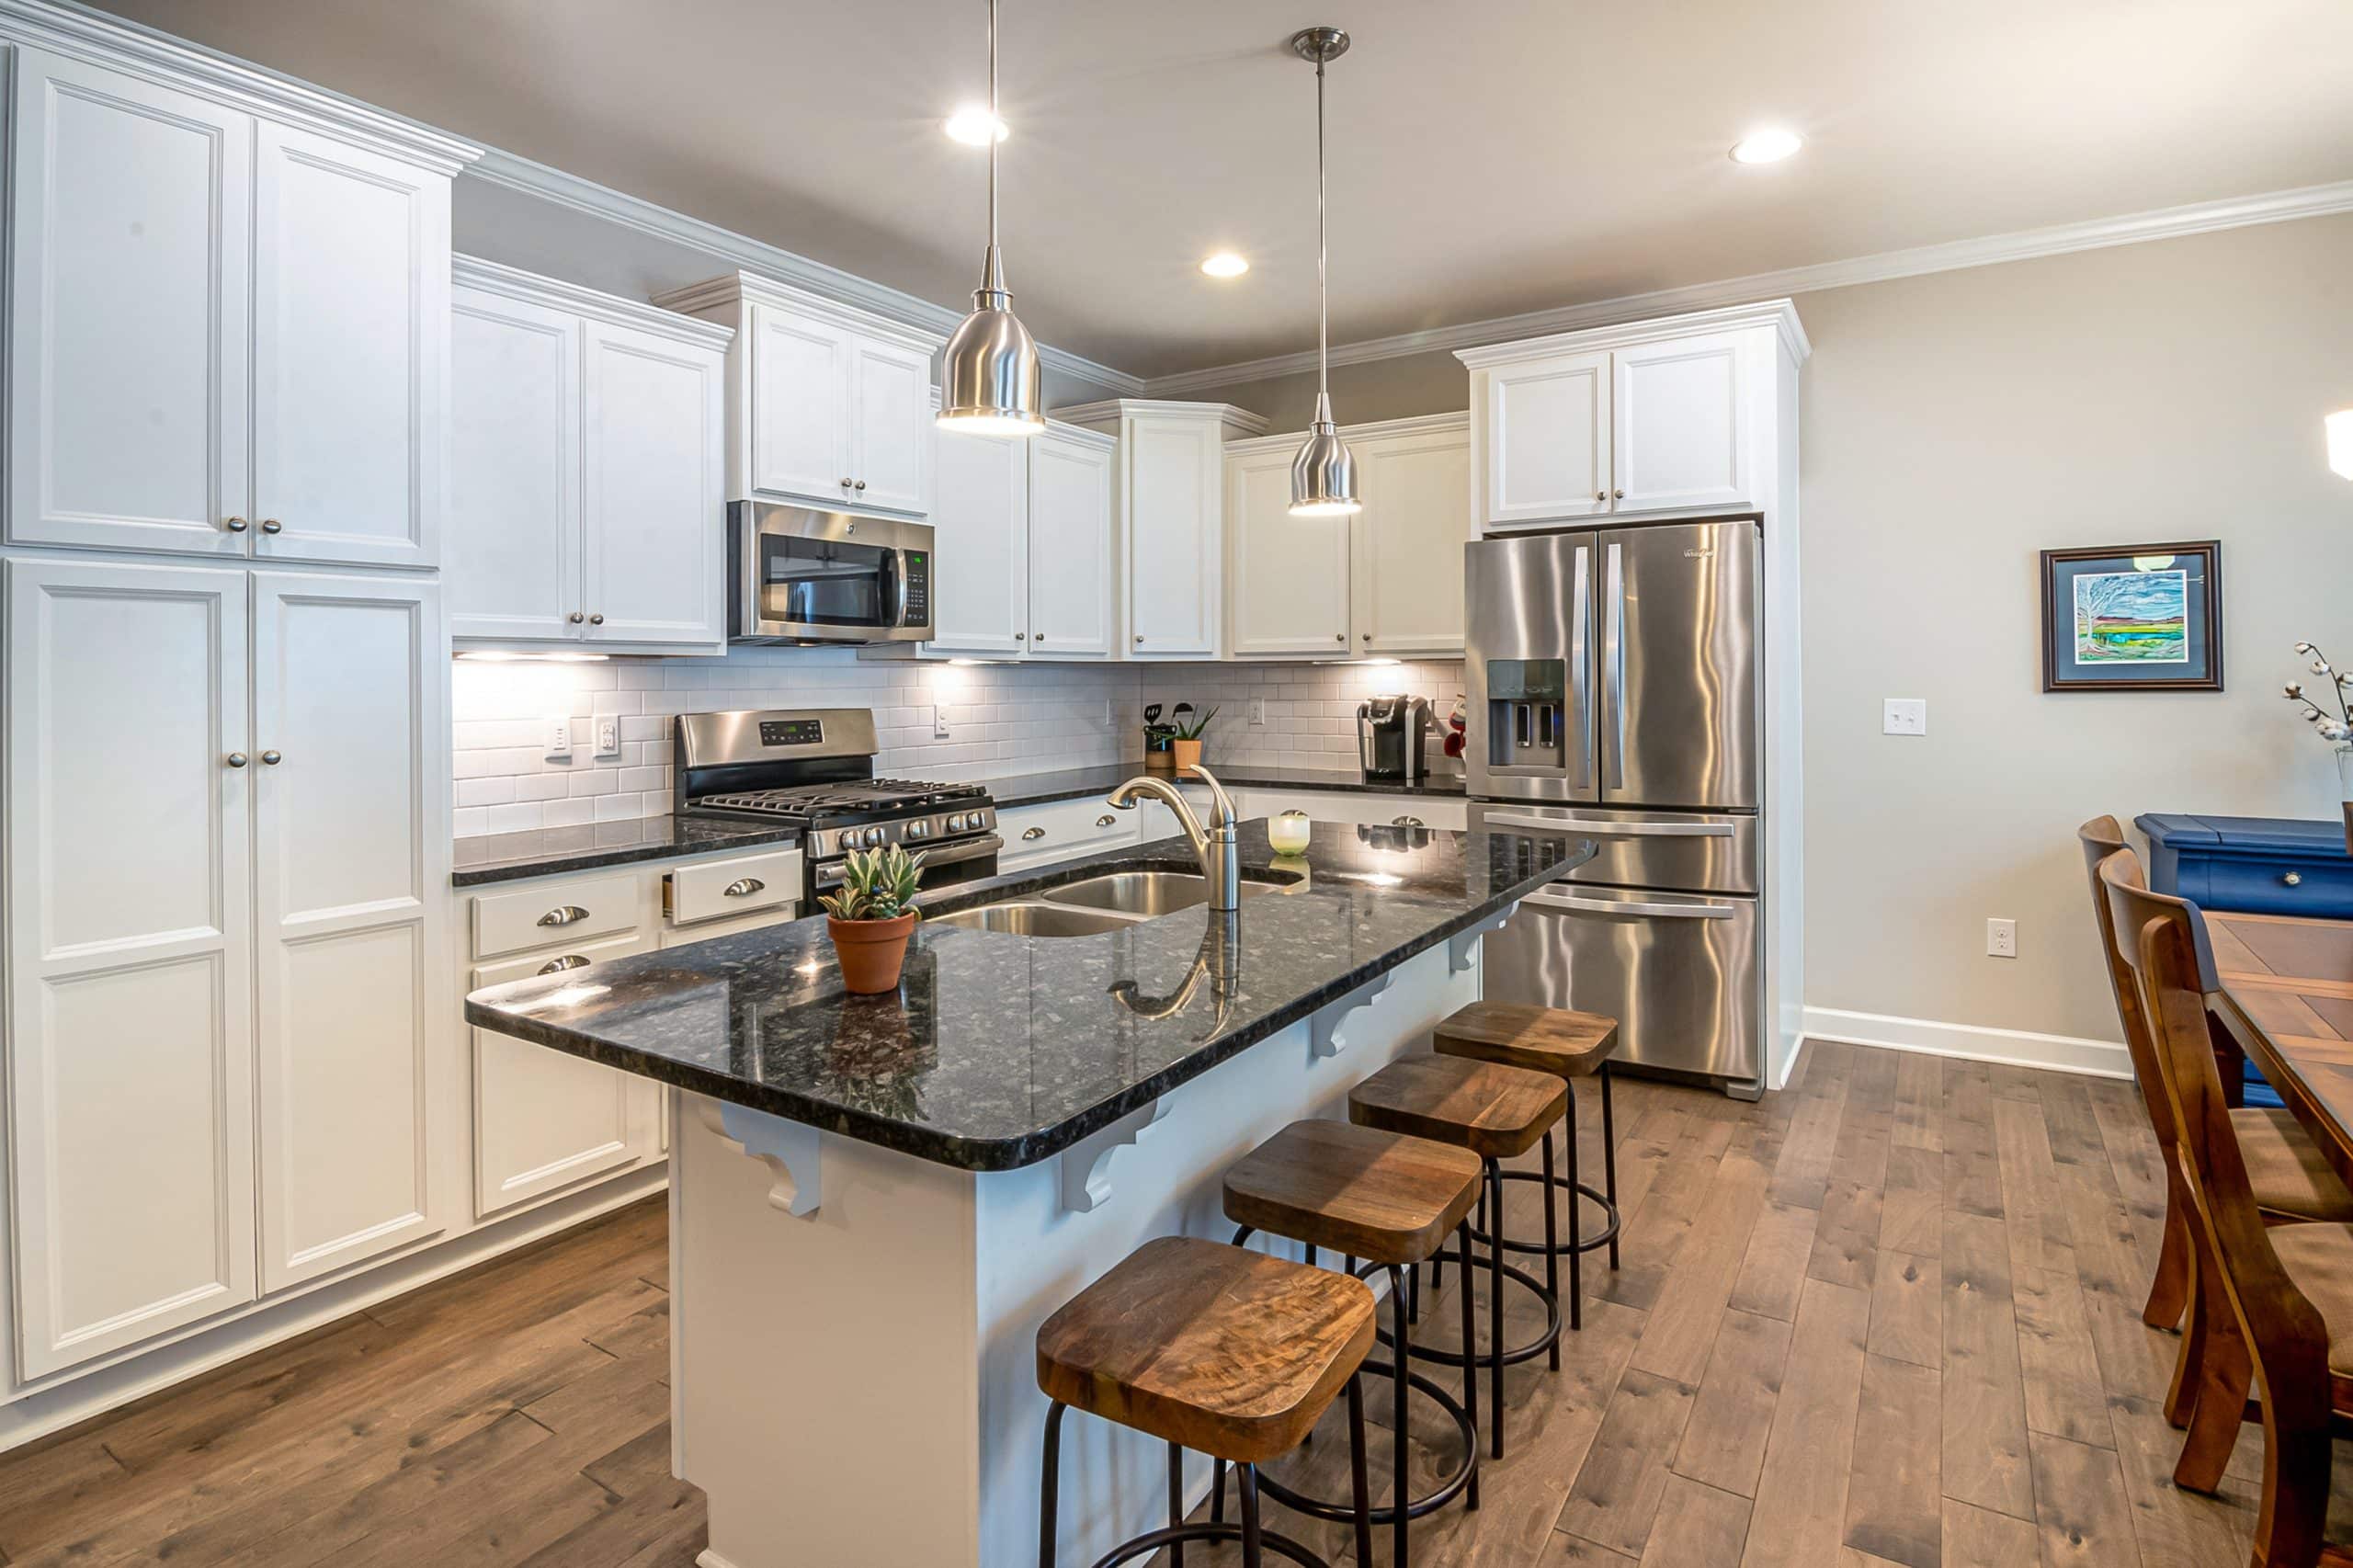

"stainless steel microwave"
[728, 502, 934, 644]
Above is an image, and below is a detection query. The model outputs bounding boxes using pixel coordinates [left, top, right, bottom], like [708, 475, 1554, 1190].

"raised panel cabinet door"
[1354, 428, 1471, 654]
[1483, 352, 1609, 526]
[1227, 446, 1351, 656]
[1124, 416, 1222, 655]
[447, 285, 582, 641]
[582, 321, 726, 646]
[5, 559, 257, 1376]
[473, 930, 658, 1216]
[926, 423, 1028, 653]
[1611, 331, 1751, 514]
[847, 335, 931, 517]
[251, 122, 449, 568]
[1026, 429, 1115, 657]
[6, 47, 253, 555]
[749, 303, 852, 505]
[252, 574, 446, 1290]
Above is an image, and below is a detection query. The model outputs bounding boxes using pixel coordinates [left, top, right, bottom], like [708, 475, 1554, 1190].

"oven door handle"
[813, 833, 1002, 889]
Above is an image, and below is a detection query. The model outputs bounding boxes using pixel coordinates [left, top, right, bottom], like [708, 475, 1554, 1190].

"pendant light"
[1288, 26, 1358, 517]
[938, 0, 1044, 437]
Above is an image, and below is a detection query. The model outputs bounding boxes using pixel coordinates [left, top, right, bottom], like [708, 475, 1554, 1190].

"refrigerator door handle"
[1570, 542, 1592, 790]
[1484, 812, 1733, 838]
[1603, 539, 1626, 791]
[1525, 888, 1737, 920]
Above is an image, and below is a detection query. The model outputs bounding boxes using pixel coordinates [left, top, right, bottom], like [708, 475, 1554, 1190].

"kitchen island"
[465, 816, 1591, 1568]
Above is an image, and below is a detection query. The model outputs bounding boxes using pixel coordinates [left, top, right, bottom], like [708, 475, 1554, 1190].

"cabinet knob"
[1021, 826, 1047, 841]
[259, 517, 283, 534]
[538, 955, 591, 975]
[1135, 635, 1144, 644]
[841, 477, 855, 488]
[1015, 631, 1026, 640]
[1595, 491, 1607, 503]
[2285, 871, 2304, 887]
[537, 904, 590, 927]
[588, 613, 605, 626]
[568, 611, 585, 624]
[260, 750, 282, 766]
[854, 480, 868, 491]
[1361, 632, 1371, 640]
[1034, 632, 1045, 642]
[1613, 489, 1625, 500]
[1335, 633, 1345, 642]
[225, 751, 249, 768]
[223, 516, 249, 533]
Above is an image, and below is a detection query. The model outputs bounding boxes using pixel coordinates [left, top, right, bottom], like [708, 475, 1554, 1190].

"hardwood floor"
[0, 1042, 2336, 1566]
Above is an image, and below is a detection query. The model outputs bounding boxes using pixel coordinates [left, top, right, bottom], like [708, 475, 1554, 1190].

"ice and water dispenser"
[1483, 659, 1569, 772]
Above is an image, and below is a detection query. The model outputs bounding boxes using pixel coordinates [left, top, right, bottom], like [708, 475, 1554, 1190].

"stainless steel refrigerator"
[1466, 518, 1766, 1094]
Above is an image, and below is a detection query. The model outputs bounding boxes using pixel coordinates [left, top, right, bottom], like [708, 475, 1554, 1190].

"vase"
[2338, 744, 2353, 803]
[1173, 738, 1204, 775]
[827, 911, 917, 994]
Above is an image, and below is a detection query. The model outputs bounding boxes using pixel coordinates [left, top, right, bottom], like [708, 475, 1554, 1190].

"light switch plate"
[1248, 699, 1267, 726]
[933, 705, 951, 740]
[545, 717, 572, 759]
[594, 719, 620, 758]
[1882, 698, 1928, 736]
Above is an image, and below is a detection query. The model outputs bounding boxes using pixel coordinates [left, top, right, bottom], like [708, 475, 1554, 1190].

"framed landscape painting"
[2040, 540, 2222, 692]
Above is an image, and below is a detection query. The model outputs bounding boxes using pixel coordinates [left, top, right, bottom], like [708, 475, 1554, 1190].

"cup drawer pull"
[1096, 814, 1119, 827]
[538, 955, 591, 974]
[537, 905, 590, 927]
[723, 877, 767, 898]
[1392, 815, 1425, 827]
[1022, 826, 1047, 841]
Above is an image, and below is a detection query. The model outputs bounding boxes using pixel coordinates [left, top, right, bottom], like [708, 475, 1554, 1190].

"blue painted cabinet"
[2136, 813, 2353, 919]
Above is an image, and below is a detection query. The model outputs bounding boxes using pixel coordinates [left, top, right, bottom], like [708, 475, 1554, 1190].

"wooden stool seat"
[1224, 1119, 1483, 1268]
[1036, 1235, 1376, 1465]
[1348, 1054, 1566, 1160]
[1434, 999, 1619, 1078]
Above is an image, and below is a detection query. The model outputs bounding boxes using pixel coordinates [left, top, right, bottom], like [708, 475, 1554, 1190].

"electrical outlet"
[1248, 698, 1267, 726]
[594, 719, 620, 758]
[933, 705, 951, 740]
[1882, 699, 1928, 736]
[545, 717, 572, 759]
[1986, 917, 2018, 959]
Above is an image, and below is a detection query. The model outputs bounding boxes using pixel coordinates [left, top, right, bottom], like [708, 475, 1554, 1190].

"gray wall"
[1187, 214, 2353, 1047]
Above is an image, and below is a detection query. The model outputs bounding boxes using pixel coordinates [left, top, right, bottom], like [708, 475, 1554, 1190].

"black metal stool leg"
[1387, 1264, 1408, 1568]
[1167, 1441, 1186, 1568]
[1039, 1401, 1065, 1568]
[1458, 1217, 1481, 1510]
[1237, 1462, 1264, 1568]
[1602, 1063, 1620, 1269]
[1346, 1373, 1373, 1568]
[1564, 1099, 1583, 1333]
[1486, 1159, 1506, 1460]
[1542, 1130, 1564, 1360]
[1211, 1458, 1226, 1525]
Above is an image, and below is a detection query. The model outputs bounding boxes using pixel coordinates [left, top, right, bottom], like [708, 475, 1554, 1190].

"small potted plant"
[820, 843, 926, 994]
[1169, 703, 1218, 776]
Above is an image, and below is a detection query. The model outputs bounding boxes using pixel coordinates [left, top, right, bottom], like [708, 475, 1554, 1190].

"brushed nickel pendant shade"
[938, 0, 1044, 437]
[1289, 25, 1358, 517]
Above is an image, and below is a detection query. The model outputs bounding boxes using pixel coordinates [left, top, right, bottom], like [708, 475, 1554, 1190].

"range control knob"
[945, 812, 966, 832]
[906, 820, 930, 840]
[862, 826, 885, 847]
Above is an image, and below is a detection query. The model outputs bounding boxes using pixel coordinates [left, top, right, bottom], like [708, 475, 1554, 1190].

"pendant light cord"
[986, 0, 999, 262]
[1315, 47, 1328, 404]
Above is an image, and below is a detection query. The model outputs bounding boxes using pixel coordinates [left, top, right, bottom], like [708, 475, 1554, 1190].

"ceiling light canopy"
[1289, 26, 1359, 518]
[1730, 127, 1803, 165]
[943, 105, 1009, 145]
[938, 0, 1043, 437]
[1200, 252, 1249, 278]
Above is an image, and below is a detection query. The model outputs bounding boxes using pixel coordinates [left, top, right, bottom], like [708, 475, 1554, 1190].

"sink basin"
[1040, 870, 1290, 917]
[928, 903, 1141, 937]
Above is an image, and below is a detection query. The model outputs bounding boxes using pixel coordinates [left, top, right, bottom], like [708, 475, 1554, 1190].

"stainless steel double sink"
[929, 869, 1300, 937]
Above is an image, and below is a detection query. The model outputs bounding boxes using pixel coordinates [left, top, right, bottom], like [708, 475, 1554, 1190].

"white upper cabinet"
[1226, 441, 1350, 656]
[1026, 424, 1117, 657]
[4, 45, 468, 563]
[926, 422, 1029, 655]
[1483, 352, 1610, 525]
[1611, 330, 1749, 514]
[251, 574, 445, 1290]
[654, 272, 939, 519]
[448, 260, 730, 653]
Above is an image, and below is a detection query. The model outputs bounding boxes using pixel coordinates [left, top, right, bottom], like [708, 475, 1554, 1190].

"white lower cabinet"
[997, 797, 1143, 872]
[3, 557, 448, 1379]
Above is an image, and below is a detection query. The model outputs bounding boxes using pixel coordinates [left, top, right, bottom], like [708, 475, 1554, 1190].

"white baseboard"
[1799, 1006, 2132, 1081]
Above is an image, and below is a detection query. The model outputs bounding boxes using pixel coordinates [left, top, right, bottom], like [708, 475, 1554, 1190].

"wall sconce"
[2329, 409, 2353, 481]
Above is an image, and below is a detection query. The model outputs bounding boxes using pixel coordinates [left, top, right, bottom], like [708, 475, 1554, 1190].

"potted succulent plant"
[1169, 703, 1218, 776]
[820, 843, 926, 994]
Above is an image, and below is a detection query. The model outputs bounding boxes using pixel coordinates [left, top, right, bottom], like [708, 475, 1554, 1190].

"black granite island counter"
[465, 815, 1593, 1568]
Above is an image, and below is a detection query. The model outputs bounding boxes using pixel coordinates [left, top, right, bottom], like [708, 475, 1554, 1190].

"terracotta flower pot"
[827, 911, 917, 994]
[1172, 738, 1204, 775]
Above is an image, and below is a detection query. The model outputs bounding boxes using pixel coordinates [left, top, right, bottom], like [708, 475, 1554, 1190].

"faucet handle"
[1187, 764, 1240, 832]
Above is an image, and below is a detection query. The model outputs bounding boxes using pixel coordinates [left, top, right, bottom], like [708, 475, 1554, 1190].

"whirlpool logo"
[1682, 547, 1715, 560]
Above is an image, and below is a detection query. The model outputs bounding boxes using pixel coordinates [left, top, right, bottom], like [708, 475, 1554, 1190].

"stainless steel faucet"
[1107, 765, 1243, 910]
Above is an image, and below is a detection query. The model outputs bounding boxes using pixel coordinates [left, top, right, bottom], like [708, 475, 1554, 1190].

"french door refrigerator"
[1466, 518, 1766, 1093]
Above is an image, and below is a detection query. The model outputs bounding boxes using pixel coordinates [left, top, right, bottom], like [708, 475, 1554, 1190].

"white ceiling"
[89, 0, 2353, 379]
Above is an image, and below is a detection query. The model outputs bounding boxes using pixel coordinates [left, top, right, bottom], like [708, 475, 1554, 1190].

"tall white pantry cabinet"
[0, 1, 478, 1410]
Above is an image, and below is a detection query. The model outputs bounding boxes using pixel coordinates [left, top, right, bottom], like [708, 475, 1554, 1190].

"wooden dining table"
[2206, 908, 2353, 1188]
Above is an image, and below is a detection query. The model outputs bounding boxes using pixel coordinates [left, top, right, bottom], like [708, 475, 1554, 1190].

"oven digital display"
[758, 720, 824, 747]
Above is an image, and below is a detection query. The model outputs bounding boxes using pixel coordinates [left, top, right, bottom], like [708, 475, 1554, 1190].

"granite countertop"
[453, 815, 801, 887]
[464, 819, 1592, 1171]
[986, 763, 1471, 810]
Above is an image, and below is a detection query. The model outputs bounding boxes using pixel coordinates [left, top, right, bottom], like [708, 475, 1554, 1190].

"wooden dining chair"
[2105, 848, 2353, 1568]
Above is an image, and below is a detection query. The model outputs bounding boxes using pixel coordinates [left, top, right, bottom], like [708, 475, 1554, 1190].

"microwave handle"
[884, 548, 910, 628]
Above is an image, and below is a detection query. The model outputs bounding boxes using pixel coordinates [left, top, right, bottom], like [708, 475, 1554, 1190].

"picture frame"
[2039, 540, 2222, 693]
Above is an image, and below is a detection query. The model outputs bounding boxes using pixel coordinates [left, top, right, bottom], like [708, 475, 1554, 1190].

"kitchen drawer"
[665, 848, 803, 926]
[660, 902, 801, 946]
[472, 871, 642, 960]
[999, 795, 1142, 868]
[1251, 790, 1469, 833]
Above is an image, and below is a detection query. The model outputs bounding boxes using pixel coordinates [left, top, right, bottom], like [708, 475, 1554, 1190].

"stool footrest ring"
[1252, 1358, 1479, 1526]
[1381, 1249, 1563, 1369]
[1088, 1519, 1329, 1568]
[1466, 1168, 1621, 1258]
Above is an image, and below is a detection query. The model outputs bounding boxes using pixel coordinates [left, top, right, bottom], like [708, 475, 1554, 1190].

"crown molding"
[650, 268, 942, 356]
[466, 147, 1148, 396]
[453, 255, 733, 349]
[1049, 398, 1270, 437]
[1223, 408, 1470, 456]
[0, 0, 480, 173]
[1455, 299, 1810, 369]
[1141, 177, 2353, 397]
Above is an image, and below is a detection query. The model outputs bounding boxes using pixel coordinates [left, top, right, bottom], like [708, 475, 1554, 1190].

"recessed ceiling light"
[1200, 252, 1249, 278]
[943, 105, 1008, 145]
[1729, 128, 1803, 165]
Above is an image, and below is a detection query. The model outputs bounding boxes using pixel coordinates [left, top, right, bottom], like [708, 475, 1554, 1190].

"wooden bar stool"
[1435, 999, 1624, 1337]
[1348, 1054, 1567, 1460]
[1221, 1119, 1485, 1566]
[1036, 1236, 1376, 1568]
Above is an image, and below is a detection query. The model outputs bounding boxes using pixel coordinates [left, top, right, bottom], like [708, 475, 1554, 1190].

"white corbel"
[696, 1098, 824, 1217]
[1059, 1096, 1170, 1214]
[1449, 905, 1515, 974]
[1309, 966, 1402, 1059]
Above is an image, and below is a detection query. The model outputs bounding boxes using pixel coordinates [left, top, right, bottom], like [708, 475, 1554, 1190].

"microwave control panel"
[902, 551, 930, 625]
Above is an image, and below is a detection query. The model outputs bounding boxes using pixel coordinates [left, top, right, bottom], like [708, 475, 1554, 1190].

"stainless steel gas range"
[673, 709, 1003, 905]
